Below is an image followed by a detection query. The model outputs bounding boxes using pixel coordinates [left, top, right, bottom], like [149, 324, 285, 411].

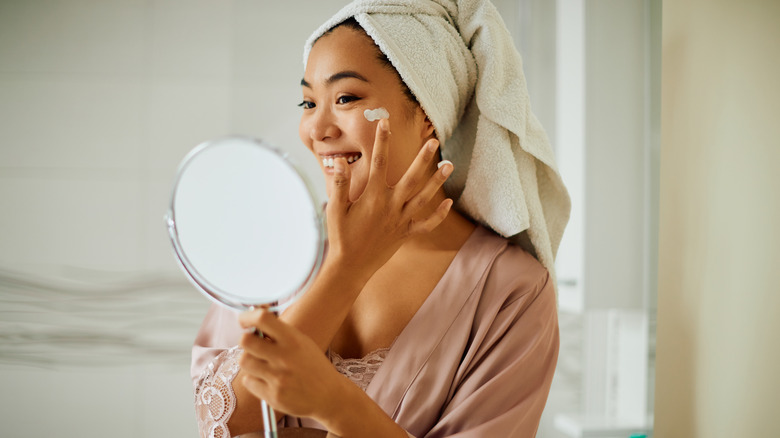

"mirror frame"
[165, 136, 326, 312]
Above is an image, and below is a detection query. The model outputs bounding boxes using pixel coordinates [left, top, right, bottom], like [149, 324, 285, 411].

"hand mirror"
[165, 137, 326, 437]
[165, 136, 325, 313]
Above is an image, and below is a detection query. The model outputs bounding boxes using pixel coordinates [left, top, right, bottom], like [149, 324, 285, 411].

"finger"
[366, 118, 391, 192]
[237, 304, 272, 329]
[239, 329, 277, 360]
[239, 308, 292, 345]
[239, 348, 274, 375]
[394, 138, 439, 199]
[242, 374, 271, 402]
[408, 198, 454, 235]
[402, 160, 454, 219]
[238, 307, 263, 329]
[328, 157, 351, 212]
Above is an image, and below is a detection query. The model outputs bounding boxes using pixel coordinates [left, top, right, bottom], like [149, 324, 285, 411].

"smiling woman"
[190, 1, 569, 438]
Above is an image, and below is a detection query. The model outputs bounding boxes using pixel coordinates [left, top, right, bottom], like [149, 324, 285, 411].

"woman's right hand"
[324, 118, 454, 283]
[278, 117, 453, 355]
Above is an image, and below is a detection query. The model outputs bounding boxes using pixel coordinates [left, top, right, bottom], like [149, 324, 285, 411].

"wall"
[583, 0, 656, 311]
[0, 1, 342, 436]
[655, 0, 780, 436]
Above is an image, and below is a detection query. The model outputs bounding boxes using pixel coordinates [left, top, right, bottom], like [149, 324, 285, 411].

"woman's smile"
[320, 152, 363, 169]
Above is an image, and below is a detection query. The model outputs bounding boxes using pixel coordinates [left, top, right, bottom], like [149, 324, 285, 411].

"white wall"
[655, 0, 780, 436]
[583, 0, 656, 311]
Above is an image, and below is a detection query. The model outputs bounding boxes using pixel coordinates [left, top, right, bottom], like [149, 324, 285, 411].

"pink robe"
[192, 226, 559, 437]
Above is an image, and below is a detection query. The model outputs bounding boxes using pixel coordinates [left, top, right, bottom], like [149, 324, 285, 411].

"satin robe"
[191, 226, 559, 437]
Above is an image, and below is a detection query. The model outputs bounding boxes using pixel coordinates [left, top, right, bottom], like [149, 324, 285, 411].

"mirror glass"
[166, 137, 325, 312]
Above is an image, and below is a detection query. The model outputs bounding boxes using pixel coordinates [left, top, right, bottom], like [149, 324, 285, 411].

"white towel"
[304, 0, 571, 287]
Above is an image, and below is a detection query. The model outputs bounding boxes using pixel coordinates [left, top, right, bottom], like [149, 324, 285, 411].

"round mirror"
[165, 137, 325, 313]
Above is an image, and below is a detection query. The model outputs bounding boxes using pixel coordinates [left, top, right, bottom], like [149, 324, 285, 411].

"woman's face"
[299, 25, 434, 202]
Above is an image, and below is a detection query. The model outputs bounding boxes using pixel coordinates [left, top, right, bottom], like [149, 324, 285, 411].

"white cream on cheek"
[322, 108, 389, 169]
[364, 107, 390, 121]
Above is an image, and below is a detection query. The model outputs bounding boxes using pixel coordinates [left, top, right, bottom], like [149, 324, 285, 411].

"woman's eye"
[336, 95, 360, 104]
[298, 100, 315, 109]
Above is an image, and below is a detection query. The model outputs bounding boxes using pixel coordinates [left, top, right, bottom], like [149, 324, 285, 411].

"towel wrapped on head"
[304, 0, 570, 291]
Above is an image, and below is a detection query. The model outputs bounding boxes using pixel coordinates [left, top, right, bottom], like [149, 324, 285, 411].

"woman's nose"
[308, 108, 341, 142]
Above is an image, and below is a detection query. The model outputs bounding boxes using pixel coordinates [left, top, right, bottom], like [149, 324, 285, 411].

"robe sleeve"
[426, 269, 559, 438]
[191, 302, 243, 384]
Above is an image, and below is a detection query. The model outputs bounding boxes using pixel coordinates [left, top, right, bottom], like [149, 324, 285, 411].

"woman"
[192, 1, 570, 437]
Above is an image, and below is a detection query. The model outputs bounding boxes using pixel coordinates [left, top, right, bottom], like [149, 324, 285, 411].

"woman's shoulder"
[468, 226, 552, 304]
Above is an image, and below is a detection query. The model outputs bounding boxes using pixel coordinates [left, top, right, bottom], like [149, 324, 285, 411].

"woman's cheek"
[348, 114, 376, 147]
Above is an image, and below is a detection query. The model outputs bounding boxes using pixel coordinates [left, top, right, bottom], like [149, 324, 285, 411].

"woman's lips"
[321, 152, 362, 168]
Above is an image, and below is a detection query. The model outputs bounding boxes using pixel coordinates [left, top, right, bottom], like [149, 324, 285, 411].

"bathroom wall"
[0, 1, 338, 436]
[655, 0, 780, 436]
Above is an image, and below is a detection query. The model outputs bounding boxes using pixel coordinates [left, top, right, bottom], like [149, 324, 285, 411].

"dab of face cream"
[364, 107, 390, 121]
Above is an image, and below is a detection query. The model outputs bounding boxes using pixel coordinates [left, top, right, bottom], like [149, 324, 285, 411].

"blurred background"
[1, 1, 777, 437]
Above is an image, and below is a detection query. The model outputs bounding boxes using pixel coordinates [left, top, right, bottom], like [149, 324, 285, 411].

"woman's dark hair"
[321, 18, 420, 111]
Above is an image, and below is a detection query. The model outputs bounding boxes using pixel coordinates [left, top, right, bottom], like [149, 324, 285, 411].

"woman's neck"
[401, 190, 476, 254]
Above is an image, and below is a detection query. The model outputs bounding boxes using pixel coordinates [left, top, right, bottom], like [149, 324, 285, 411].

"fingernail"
[427, 139, 439, 153]
[438, 160, 454, 177]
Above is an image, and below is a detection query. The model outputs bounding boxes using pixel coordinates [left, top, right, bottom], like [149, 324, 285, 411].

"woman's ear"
[417, 107, 436, 140]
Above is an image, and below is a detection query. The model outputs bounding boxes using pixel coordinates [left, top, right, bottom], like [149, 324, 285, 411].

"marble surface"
[0, 264, 208, 368]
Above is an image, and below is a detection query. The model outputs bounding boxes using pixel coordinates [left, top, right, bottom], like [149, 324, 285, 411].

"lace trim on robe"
[331, 349, 417, 437]
[194, 346, 242, 438]
[329, 347, 391, 391]
[193, 346, 393, 437]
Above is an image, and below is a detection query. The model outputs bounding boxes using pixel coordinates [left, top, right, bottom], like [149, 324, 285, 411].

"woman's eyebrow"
[300, 71, 370, 88]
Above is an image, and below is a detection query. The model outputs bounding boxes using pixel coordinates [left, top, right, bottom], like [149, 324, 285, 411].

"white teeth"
[322, 154, 360, 168]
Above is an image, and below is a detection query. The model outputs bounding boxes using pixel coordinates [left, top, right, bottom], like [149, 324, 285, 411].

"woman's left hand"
[238, 308, 346, 421]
